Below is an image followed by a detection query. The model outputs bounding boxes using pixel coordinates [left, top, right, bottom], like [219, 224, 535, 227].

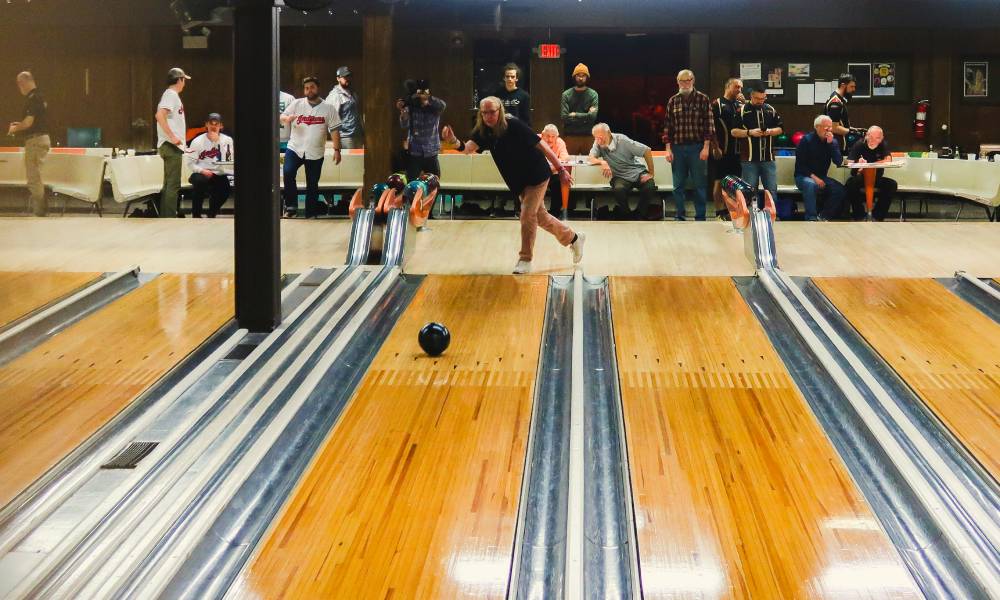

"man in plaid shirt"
[663, 69, 714, 220]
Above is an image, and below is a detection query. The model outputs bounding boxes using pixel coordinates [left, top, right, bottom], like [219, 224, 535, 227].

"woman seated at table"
[540, 124, 571, 215]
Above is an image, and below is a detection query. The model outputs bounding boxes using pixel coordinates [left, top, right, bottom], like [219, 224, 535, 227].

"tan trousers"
[25, 135, 50, 216]
[519, 179, 575, 262]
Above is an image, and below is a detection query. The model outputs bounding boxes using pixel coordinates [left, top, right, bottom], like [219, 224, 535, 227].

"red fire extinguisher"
[914, 99, 930, 140]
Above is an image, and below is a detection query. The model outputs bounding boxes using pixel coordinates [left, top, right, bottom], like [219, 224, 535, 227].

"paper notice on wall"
[814, 80, 833, 104]
[740, 62, 762, 80]
[797, 83, 815, 105]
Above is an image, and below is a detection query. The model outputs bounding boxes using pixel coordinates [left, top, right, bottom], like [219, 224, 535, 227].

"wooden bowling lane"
[229, 275, 546, 600]
[0, 271, 100, 328]
[611, 277, 919, 599]
[0, 274, 233, 508]
[815, 277, 1000, 481]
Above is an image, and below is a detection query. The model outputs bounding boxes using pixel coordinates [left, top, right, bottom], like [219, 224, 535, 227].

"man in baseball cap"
[154, 67, 191, 217]
[326, 65, 364, 149]
[185, 112, 233, 218]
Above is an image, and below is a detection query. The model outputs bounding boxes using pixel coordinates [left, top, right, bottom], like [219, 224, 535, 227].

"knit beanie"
[572, 63, 590, 78]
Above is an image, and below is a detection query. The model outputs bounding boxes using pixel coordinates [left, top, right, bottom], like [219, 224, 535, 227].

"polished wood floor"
[815, 277, 1000, 481]
[230, 275, 546, 600]
[611, 277, 919, 599]
[2, 217, 998, 278]
[0, 274, 233, 508]
[0, 271, 98, 328]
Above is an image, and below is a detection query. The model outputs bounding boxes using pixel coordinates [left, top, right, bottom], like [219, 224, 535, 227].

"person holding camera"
[397, 79, 446, 182]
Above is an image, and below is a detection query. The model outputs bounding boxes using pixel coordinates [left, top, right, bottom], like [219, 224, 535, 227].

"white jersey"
[283, 97, 335, 160]
[185, 132, 234, 175]
[279, 91, 295, 143]
[156, 88, 186, 149]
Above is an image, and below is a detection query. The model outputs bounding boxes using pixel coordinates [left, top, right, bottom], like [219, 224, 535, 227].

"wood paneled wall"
[1, 23, 996, 152]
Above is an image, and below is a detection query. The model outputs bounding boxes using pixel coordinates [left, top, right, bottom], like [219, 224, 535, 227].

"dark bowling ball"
[403, 180, 428, 203]
[418, 322, 451, 356]
[370, 182, 389, 203]
[385, 173, 408, 193]
[417, 172, 440, 194]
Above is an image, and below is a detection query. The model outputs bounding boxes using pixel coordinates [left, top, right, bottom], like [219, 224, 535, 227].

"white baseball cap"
[168, 67, 192, 80]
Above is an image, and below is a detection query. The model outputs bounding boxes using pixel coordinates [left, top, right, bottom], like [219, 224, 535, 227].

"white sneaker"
[513, 260, 531, 274]
[570, 232, 586, 264]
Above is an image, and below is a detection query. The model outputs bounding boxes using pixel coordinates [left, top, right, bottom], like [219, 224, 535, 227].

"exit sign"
[538, 44, 561, 59]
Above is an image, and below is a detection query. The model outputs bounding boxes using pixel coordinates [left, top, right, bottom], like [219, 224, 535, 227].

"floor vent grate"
[100, 441, 158, 469]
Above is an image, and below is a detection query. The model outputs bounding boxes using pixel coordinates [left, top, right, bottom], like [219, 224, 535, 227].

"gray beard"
[679, 88, 692, 96]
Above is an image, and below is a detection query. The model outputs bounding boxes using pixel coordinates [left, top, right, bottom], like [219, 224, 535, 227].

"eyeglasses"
[481, 109, 499, 115]
[677, 78, 694, 83]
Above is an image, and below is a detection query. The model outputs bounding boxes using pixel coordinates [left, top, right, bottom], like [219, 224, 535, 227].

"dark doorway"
[562, 33, 687, 148]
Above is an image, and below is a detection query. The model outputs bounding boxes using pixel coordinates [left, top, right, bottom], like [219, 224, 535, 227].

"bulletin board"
[733, 56, 912, 106]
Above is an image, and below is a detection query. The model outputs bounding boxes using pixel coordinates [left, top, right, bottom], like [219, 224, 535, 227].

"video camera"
[398, 79, 431, 110]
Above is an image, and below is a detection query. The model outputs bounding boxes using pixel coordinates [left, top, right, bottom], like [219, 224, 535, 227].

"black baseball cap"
[206, 112, 222, 123]
[336, 66, 351, 78]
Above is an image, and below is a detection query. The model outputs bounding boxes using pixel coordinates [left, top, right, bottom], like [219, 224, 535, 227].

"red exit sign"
[538, 44, 561, 59]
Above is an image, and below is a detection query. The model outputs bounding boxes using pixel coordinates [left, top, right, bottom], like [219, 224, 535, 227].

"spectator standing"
[398, 79, 446, 182]
[663, 69, 714, 221]
[560, 63, 599, 155]
[154, 67, 191, 218]
[280, 76, 341, 218]
[732, 83, 783, 210]
[8, 72, 50, 217]
[326, 66, 364, 149]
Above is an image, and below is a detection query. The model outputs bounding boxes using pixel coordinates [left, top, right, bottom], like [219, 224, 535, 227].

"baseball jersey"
[283, 97, 335, 160]
[824, 91, 850, 152]
[279, 91, 295, 143]
[156, 88, 186, 149]
[186, 132, 234, 175]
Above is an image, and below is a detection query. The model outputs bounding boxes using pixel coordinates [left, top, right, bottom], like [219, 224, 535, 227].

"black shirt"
[848, 139, 891, 178]
[737, 102, 783, 162]
[495, 87, 531, 126]
[22, 88, 48, 138]
[471, 116, 551, 196]
[711, 97, 741, 158]
[824, 90, 850, 152]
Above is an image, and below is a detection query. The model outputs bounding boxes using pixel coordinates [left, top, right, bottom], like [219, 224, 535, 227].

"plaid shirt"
[400, 97, 446, 157]
[663, 90, 714, 146]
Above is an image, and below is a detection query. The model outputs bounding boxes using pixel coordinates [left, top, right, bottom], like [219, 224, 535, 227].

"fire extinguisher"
[914, 99, 930, 140]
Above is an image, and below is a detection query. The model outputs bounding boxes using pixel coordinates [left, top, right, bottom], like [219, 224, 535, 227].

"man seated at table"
[185, 112, 233, 218]
[794, 115, 845, 221]
[845, 125, 896, 221]
[588, 122, 657, 220]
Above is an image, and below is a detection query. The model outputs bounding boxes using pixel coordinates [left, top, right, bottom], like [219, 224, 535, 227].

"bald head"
[15, 71, 35, 95]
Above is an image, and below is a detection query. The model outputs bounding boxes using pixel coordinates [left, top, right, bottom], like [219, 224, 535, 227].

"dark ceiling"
[4, 0, 999, 29]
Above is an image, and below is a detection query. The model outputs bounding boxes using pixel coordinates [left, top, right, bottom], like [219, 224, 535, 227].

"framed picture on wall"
[872, 63, 896, 97]
[847, 63, 872, 98]
[964, 61, 988, 97]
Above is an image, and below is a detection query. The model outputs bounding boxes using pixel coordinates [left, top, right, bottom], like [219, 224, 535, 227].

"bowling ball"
[775, 133, 790, 147]
[417, 172, 440, 194]
[403, 180, 428, 202]
[385, 173, 407, 193]
[418, 322, 450, 356]
[370, 182, 389, 202]
[791, 131, 806, 146]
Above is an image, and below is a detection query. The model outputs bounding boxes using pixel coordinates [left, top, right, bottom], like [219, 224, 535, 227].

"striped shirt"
[664, 90, 714, 146]
[711, 96, 741, 157]
[737, 102, 783, 162]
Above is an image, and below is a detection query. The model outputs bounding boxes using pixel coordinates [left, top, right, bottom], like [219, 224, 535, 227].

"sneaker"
[283, 208, 297, 218]
[674, 215, 686, 221]
[513, 260, 531, 274]
[570, 231, 586, 264]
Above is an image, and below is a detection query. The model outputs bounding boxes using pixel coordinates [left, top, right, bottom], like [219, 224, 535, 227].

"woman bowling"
[444, 97, 585, 274]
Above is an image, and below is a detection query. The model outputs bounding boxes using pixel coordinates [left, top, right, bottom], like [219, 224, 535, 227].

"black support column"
[233, 1, 281, 332]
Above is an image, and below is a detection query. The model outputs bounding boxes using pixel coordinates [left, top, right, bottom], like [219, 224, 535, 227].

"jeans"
[670, 143, 707, 220]
[741, 160, 778, 209]
[188, 172, 231, 217]
[845, 175, 897, 220]
[795, 174, 845, 220]
[405, 154, 440, 183]
[158, 142, 182, 218]
[283, 149, 324, 215]
[611, 175, 658, 219]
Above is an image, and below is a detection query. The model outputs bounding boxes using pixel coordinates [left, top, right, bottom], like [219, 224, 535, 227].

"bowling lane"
[0, 271, 100, 328]
[611, 277, 919, 599]
[0, 274, 233, 508]
[815, 277, 1000, 480]
[229, 275, 546, 599]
